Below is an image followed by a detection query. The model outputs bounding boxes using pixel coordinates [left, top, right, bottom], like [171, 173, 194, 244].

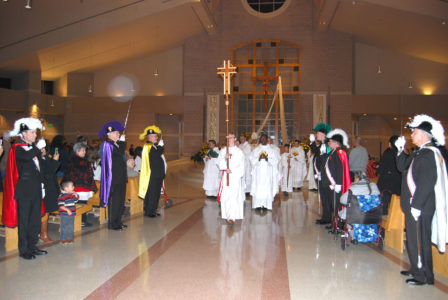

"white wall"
[93, 47, 183, 97]
[355, 42, 448, 95]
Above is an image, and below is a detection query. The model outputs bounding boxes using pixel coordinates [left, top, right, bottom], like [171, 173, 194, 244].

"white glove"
[158, 139, 164, 147]
[119, 134, 126, 142]
[334, 184, 342, 193]
[309, 133, 315, 143]
[36, 138, 46, 150]
[395, 136, 406, 153]
[411, 207, 421, 221]
[329, 184, 334, 191]
[320, 144, 326, 155]
[314, 173, 321, 181]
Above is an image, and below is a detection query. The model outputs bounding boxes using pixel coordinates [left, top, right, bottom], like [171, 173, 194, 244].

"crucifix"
[252, 62, 278, 110]
[217, 60, 237, 186]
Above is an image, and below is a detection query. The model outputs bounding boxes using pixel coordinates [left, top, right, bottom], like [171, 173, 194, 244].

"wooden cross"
[217, 60, 237, 96]
[217, 60, 237, 186]
[252, 62, 278, 110]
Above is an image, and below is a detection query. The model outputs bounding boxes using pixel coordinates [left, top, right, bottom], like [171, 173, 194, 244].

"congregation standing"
[1, 112, 447, 289]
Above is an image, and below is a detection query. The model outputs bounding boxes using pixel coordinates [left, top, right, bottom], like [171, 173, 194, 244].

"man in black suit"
[3, 117, 47, 260]
[99, 121, 128, 231]
[396, 114, 447, 286]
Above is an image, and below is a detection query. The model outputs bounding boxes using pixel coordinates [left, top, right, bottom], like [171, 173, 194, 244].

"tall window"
[231, 39, 300, 143]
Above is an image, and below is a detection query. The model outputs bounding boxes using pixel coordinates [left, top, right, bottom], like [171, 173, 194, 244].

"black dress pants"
[405, 212, 435, 283]
[17, 195, 41, 255]
[108, 183, 126, 229]
[144, 176, 164, 215]
[319, 184, 341, 222]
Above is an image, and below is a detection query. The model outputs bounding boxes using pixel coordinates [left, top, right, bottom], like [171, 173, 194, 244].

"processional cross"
[217, 60, 237, 186]
[252, 62, 278, 110]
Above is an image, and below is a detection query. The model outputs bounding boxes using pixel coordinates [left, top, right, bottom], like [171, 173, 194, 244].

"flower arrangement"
[191, 143, 209, 163]
[259, 151, 268, 158]
[301, 142, 310, 153]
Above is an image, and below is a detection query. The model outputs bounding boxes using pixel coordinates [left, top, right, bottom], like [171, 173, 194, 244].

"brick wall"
[184, 0, 354, 141]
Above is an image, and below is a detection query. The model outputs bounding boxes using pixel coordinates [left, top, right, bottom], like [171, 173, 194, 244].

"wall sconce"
[88, 83, 93, 94]
[50, 98, 55, 107]
[376, 65, 382, 74]
[25, 0, 31, 9]
[154, 66, 159, 77]
[408, 81, 413, 89]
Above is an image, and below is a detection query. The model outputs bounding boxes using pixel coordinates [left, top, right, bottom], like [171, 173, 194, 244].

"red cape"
[2, 143, 45, 227]
[337, 149, 351, 194]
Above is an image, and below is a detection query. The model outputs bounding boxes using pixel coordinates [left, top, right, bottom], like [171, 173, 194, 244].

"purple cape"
[100, 141, 113, 207]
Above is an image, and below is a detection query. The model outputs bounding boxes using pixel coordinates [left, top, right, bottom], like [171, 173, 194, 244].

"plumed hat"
[327, 128, 350, 148]
[250, 132, 258, 140]
[9, 117, 44, 137]
[98, 121, 125, 137]
[313, 122, 332, 134]
[139, 125, 162, 140]
[407, 114, 445, 146]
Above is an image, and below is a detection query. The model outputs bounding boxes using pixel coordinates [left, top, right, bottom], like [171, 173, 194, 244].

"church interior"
[0, 0, 448, 299]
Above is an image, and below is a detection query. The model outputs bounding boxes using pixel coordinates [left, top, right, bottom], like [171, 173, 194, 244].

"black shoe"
[255, 207, 262, 211]
[400, 270, 412, 277]
[146, 213, 158, 218]
[82, 222, 93, 227]
[325, 225, 333, 230]
[297, 188, 301, 191]
[406, 278, 433, 286]
[283, 192, 289, 196]
[20, 253, 36, 260]
[315, 219, 323, 224]
[32, 248, 48, 256]
[319, 220, 331, 225]
[120, 224, 128, 229]
[110, 226, 124, 231]
[262, 207, 268, 211]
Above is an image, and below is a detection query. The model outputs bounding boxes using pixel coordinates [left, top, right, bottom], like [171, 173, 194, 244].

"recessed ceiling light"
[362, 113, 367, 116]
[393, 117, 398, 120]
[442, 20, 447, 25]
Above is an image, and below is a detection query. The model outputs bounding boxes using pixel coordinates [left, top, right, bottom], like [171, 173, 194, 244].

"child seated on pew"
[58, 180, 79, 244]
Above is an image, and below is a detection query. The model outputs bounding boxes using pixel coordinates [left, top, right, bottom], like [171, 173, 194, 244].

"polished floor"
[1, 161, 447, 300]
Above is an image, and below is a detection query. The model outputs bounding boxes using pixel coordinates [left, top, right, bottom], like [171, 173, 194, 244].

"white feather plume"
[9, 117, 45, 137]
[327, 128, 350, 148]
[408, 114, 445, 146]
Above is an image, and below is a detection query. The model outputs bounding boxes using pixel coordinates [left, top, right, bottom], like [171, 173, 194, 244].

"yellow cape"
[138, 143, 152, 198]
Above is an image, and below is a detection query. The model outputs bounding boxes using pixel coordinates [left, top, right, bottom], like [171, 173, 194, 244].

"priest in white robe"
[217, 133, 245, 224]
[290, 140, 307, 190]
[251, 133, 279, 210]
[239, 134, 252, 194]
[306, 149, 317, 190]
[280, 144, 293, 195]
[268, 137, 282, 188]
[203, 140, 220, 197]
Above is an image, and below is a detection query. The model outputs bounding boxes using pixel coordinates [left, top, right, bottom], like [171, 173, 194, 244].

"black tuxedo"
[321, 148, 344, 222]
[105, 139, 127, 229]
[397, 144, 437, 283]
[14, 142, 43, 255]
[144, 144, 165, 215]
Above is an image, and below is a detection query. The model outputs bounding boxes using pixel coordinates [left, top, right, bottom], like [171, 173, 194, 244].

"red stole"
[2, 143, 45, 227]
[337, 149, 351, 194]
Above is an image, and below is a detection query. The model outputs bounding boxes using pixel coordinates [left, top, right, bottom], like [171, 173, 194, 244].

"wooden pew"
[88, 181, 107, 225]
[125, 177, 143, 215]
[382, 194, 405, 253]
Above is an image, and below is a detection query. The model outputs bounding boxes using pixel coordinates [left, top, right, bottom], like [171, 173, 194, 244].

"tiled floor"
[0, 162, 447, 299]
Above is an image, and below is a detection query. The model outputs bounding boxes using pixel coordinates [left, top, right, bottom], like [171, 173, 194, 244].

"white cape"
[427, 146, 448, 253]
